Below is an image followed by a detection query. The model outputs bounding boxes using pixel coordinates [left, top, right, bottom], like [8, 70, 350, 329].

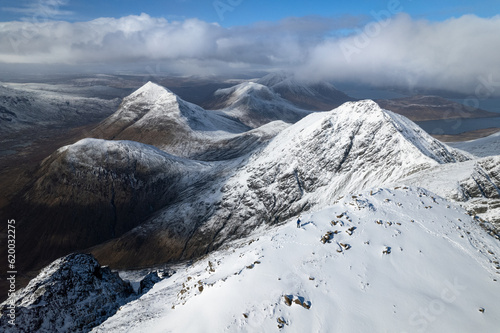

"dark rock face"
[0, 253, 134, 333]
[11, 139, 209, 273]
[138, 269, 175, 294]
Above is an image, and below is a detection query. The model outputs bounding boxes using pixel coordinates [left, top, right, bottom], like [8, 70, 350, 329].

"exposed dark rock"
[0, 253, 134, 333]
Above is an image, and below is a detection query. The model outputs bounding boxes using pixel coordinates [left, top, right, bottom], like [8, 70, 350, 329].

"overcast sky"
[1, 1, 500, 95]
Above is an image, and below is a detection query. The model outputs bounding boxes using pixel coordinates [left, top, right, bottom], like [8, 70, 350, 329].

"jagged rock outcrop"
[460, 156, 500, 199]
[398, 155, 500, 231]
[459, 156, 500, 226]
[0, 253, 133, 333]
[138, 269, 175, 294]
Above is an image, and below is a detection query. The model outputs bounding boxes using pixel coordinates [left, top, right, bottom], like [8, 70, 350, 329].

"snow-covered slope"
[400, 156, 500, 228]
[209, 81, 311, 128]
[93, 187, 500, 332]
[0, 83, 120, 133]
[257, 71, 354, 110]
[91, 100, 471, 270]
[205, 71, 355, 128]
[0, 253, 134, 333]
[449, 130, 500, 157]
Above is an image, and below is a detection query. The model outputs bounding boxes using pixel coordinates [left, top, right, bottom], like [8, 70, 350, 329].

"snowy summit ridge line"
[89, 99, 471, 271]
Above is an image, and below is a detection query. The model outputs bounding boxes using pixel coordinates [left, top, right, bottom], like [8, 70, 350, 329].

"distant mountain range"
[1, 74, 500, 333]
[8, 87, 496, 276]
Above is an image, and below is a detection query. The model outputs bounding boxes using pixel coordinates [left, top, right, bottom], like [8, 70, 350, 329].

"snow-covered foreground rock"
[93, 187, 500, 333]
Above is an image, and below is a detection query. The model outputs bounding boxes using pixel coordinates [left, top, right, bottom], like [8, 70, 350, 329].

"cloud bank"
[1, 12, 499, 94]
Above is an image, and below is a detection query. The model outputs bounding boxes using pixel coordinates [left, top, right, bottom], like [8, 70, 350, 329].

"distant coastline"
[431, 127, 500, 142]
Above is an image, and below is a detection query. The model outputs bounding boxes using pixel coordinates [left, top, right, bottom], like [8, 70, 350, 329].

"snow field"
[94, 187, 500, 332]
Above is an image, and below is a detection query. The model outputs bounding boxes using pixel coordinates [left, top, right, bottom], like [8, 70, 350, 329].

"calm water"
[416, 116, 500, 135]
[412, 97, 500, 135]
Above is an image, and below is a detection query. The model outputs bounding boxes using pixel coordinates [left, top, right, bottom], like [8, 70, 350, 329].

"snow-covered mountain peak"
[128, 81, 178, 104]
[91, 82, 254, 157]
[108, 100, 473, 268]
[196, 100, 472, 236]
[256, 100, 469, 169]
[257, 70, 337, 95]
[256, 70, 291, 87]
[115, 81, 202, 125]
[105, 82, 184, 127]
[256, 70, 320, 88]
[214, 81, 277, 102]
[335, 99, 383, 115]
[209, 80, 310, 128]
[255, 71, 354, 111]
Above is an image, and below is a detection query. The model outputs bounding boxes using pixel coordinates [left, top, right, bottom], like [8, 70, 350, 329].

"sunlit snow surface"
[94, 187, 500, 333]
[450, 131, 500, 157]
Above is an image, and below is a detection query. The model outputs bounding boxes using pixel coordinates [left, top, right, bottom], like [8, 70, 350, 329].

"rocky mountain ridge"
[90, 100, 472, 269]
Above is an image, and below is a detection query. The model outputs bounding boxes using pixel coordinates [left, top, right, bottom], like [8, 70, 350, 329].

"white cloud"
[0, 12, 499, 94]
[297, 14, 500, 94]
